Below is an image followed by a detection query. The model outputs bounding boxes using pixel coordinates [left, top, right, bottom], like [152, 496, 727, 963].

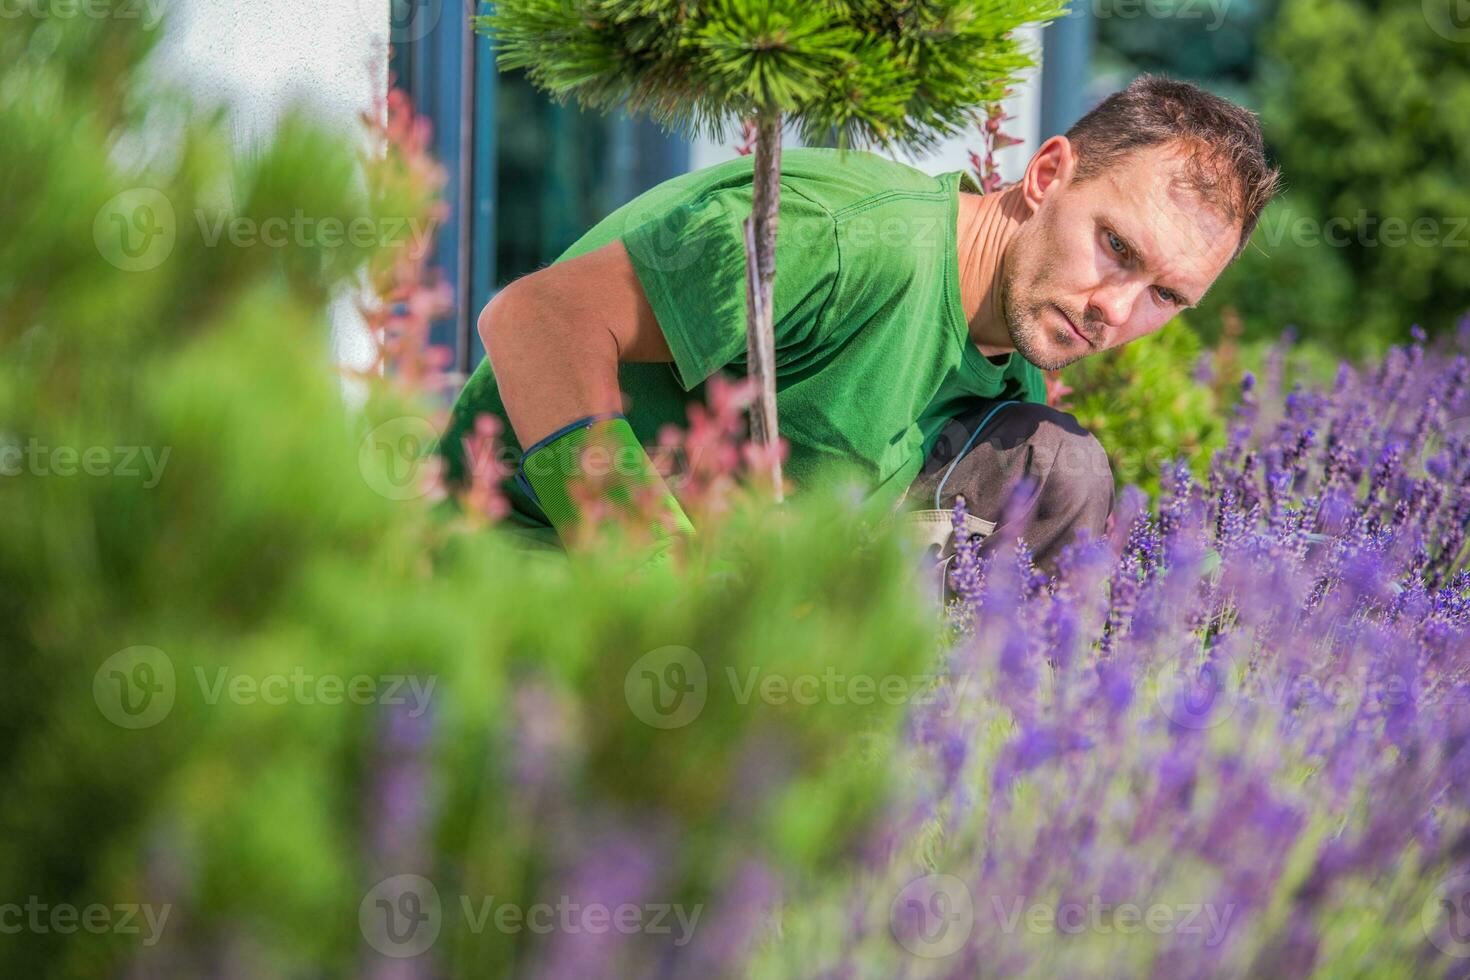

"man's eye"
[1105, 231, 1128, 258]
[1156, 287, 1179, 306]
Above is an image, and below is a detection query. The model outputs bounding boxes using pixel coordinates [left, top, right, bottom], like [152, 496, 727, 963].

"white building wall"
[149, 0, 390, 380]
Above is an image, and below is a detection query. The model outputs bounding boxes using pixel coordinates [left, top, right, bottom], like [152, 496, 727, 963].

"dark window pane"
[495, 70, 611, 287]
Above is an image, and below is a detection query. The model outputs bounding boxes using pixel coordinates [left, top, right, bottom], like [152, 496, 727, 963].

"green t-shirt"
[439, 146, 1044, 533]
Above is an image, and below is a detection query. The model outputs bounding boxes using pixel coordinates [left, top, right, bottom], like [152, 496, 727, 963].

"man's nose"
[1087, 280, 1147, 335]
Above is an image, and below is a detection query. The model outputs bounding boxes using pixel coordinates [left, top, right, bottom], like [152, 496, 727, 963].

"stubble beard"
[1000, 269, 1089, 373]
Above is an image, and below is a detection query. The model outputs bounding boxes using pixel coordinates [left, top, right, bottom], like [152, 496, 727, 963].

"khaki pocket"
[896, 508, 996, 560]
[886, 509, 995, 605]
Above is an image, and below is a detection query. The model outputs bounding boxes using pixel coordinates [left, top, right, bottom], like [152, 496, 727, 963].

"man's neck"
[956, 184, 1029, 357]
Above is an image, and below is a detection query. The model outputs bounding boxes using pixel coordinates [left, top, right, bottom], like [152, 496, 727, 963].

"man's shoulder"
[682, 147, 955, 211]
[777, 147, 955, 210]
[554, 147, 957, 271]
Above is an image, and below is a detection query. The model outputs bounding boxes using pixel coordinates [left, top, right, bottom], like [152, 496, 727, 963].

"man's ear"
[1020, 136, 1076, 214]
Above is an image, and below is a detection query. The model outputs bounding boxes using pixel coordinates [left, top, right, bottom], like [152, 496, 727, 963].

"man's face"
[1000, 142, 1241, 371]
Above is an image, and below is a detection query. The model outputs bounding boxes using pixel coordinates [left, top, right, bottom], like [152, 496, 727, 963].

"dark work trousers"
[896, 398, 1116, 584]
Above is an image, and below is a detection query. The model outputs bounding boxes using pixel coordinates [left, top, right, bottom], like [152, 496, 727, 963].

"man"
[438, 74, 1280, 569]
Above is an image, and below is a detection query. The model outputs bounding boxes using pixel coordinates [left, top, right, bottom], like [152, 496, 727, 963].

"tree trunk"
[742, 109, 785, 502]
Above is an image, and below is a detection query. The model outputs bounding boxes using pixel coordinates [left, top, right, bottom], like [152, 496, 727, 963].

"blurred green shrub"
[1192, 196, 1362, 354]
[1197, 0, 1470, 353]
[1060, 316, 1347, 498]
[0, 9, 940, 978]
[1060, 317, 1226, 497]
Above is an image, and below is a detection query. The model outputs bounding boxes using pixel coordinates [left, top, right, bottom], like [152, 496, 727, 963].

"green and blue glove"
[515, 413, 695, 559]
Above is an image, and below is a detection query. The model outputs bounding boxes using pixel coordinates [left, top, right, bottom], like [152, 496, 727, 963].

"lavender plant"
[745, 322, 1470, 979]
[437, 322, 1470, 980]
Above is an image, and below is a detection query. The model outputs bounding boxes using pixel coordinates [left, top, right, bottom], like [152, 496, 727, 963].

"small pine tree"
[475, 0, 1065, 497]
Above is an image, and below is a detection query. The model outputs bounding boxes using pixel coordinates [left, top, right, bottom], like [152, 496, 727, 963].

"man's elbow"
[480, 275, 630, 372]
[476, 284, 511, 354]
[478, 279, 538, 367]
[475, 297, 497, 353]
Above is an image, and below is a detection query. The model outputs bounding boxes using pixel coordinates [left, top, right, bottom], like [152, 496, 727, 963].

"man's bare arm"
[478, 239, 673, 449]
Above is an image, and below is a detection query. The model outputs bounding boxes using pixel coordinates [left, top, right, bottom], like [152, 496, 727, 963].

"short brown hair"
[1064, 74, 1281, 260]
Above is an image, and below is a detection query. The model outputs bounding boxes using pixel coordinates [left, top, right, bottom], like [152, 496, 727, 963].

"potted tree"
[476, 0, 1064, 498]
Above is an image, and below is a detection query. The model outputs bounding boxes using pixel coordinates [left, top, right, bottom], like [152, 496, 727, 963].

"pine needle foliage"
[475, 0, 1065, 154]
